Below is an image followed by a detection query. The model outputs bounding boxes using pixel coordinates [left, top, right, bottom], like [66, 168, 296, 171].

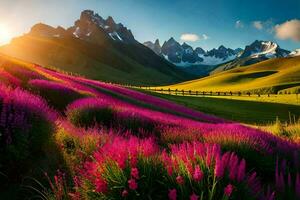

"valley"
[157, 56, 300, 94]
[0, 3, 300, 200]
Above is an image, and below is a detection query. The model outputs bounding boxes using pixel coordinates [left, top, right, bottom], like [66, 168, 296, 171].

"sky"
[0, 0, 299, 50]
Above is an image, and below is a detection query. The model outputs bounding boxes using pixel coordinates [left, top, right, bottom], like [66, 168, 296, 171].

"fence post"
[182, 89, 184, 96]
[196, 91, 198, 96]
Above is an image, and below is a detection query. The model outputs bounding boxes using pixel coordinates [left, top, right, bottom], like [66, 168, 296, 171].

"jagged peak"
[182, 42, 193, 49]
[154, 39, 160, 45]
[218, 45, 227, 50]
[168, 37, 176, 42]
[106, 16, 116, 26]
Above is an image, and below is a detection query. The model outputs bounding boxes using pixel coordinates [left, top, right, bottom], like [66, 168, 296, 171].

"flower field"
[0, 56, 300, 199]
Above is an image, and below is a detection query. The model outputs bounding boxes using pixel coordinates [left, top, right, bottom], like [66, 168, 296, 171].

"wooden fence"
[132, 87, 299, 98]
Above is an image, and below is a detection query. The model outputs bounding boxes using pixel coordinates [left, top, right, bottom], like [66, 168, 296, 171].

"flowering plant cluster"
[0, 57, 299, 199]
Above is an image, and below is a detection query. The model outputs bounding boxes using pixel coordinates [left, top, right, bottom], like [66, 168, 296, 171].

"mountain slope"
[144, 37, 241, 67]
[0, 10, 193, 86]
[211, 40, 290, 74]
[160, 56, 300, 94]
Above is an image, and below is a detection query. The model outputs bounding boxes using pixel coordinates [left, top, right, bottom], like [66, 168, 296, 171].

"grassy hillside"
[0, 35, 193, 86]
[161, 56, 300, 94]
[141, 91, 300, 125]
[1, 54, 300, 199]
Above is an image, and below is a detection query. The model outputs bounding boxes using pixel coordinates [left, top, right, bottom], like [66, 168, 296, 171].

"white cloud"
[180, 33, 199, 42]
[253, 21, 263, 30]
[180, 33, 209, 42]
[275, 19, 300, 42]
[202, 34, 209, 40]
[235, 20, 244, 28]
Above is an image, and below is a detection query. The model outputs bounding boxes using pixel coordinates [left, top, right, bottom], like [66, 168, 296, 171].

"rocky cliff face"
[144, 37, 240, 66]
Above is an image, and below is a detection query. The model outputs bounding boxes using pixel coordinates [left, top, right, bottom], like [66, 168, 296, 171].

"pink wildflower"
[214, 156, 224, 178]
[95, 178, 107, 193]
[228, 154, 238, 180]
[237, 159, 246, 182]
[122, 189, 128, 197]
[193, 165, 204, 182]
[131, 167, 139, 179]
[190, 193, 198, 200]
[168, 189, 177, 200]
[128, 178, 138, 190]
[176, 175, 184, 185]
[224, 184, 234, 197]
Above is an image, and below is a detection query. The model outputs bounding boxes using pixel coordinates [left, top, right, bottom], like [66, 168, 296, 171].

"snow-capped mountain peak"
[144, 37, 240, 66]
[72, 10, 136, 43]
[240, 40, 289, 59]
[28, 10, 137, 44]
[289, 49, 300, 57]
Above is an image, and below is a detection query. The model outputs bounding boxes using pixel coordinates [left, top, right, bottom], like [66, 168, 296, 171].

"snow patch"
[86, 31, 92, 37]
[199, 54, 236, 65]
[289, 49, 300, 57]
[250, 42, 278, 58]
[109, 33, 116, 40]
[73, 27, 80, 38]
[163, 54, 236, 67]
[108, 32, 123, 41]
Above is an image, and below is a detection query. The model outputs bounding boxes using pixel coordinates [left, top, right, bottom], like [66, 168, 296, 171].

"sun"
[0, 23, 12, 45]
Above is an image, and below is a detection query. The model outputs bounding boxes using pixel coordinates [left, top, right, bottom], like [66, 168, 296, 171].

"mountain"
[0, 10, 194, 86]
[144, 38, 294, 76]
[289, 49, 300, 57]
[239, 40, 290, 58]
[211, 40, 291, 74]
[234, 48, 243, 54]
[68, 10, 136, 44]
[143, 39, 162, 55]
[161, 56, 300, 94]
[144, 37, 241, 67]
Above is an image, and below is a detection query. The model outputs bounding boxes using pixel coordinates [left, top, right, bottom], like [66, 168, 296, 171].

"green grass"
[171, 93, 300, 106]
[143, 91, 300, 125]
[0, 34, 193, 86]
[160, 56, 300, 94]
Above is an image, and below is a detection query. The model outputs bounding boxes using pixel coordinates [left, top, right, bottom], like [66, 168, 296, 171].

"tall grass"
[263, 116, 300, 141]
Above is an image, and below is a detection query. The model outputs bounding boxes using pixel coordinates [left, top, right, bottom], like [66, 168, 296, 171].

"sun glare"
[0, 23, 12, 45]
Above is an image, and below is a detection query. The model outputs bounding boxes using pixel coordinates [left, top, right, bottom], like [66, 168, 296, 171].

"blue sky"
[0, 0, 299, 50]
